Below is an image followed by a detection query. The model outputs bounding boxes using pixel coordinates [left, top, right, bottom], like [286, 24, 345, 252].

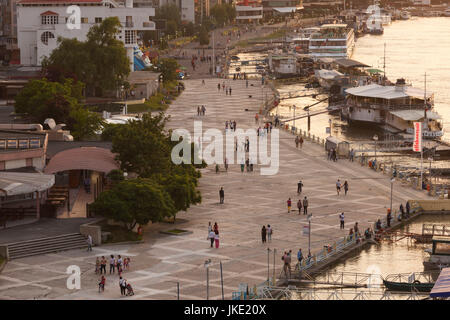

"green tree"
[158, 58, 179, 83]
[111, 113, 172, 176]
[198, 27, 210, 45]
[90, 178, 176, 230]
[68, 106, 105, 140]
[42, 17, 130, 96]
[15, 78, 83, 123]
[166, 20, 178, 37]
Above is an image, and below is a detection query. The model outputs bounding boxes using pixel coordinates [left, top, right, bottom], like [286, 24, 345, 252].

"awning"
[273, 7, 298, 13]
[335, 58, 370, 68]
[44, 147, 119, 174]
[430, 267, 450, 298]
[367, 68, 383, 74]
[0, 172, 55, 196]
[390, 110, 441, 121]
[345, 84, 433, 100]
[315, 69, 343, 80]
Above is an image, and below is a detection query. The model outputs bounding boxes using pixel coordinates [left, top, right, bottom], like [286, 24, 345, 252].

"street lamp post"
[204, 259, 211, 300]
[307, 214, 312, 254]
[293, 105, 296, 133]
[373, 134, 378, 162]
[390, 178, 395, 214]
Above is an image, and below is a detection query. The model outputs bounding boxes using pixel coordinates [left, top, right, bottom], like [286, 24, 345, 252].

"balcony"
[125, 21, 134, 28]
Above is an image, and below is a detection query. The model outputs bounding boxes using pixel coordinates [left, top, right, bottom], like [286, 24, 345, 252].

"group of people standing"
[328, 148, 338, 162]
[95, 254, 132, 296]
[208, 222, 220, 248]
[295, 136, 304, 149]
[218, 82, 232, 95]
[197, 105, 206, 116]
[261, 225, 273, 243]
[336, 179, 349, 196]
[225, 120, 237, 132]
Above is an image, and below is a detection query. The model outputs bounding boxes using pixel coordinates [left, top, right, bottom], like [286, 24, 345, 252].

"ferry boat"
[308, 24, 355, 60]
[342, 79, 444, 138]
[423, 236, 450, 270]
[383, 272, 439, 292]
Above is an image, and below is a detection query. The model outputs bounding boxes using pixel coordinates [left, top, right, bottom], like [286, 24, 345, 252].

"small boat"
[383, 272, 439, 292]
[423, 236, 450, 270]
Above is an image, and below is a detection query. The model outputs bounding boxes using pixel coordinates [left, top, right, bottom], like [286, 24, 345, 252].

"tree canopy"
[155, 4, 181, 36]
[15, 78, 104, 140]
[95, 112, 204, 224]
[210, 4, 236, 27]
[158, 58, 179, 83]
[90, 178, 177, 230]
[42, 17, 130, 96]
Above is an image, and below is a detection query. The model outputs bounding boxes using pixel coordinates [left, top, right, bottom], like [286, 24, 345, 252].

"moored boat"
[383, 272, 439, 292]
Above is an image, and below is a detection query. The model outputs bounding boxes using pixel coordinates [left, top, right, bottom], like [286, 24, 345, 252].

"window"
[124, 30, 136, 45]
[95, 17, 102, 23]
[81, 17, 88, 23]
[41, 31, 55, 45]
[41, 15, 58, 25]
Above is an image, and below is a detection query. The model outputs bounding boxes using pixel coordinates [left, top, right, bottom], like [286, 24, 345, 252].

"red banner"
[413, 122, 422, 152]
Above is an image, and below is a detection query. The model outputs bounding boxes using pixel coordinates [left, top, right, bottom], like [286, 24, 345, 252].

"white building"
[16, 0, 156, 68]
[235, 0, 263, 24]
[158, 0, 194, 23]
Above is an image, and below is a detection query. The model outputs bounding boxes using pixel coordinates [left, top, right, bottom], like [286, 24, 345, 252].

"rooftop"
[345, 83, 433, 100]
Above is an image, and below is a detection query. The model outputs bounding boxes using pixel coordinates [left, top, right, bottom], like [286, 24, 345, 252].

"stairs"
[7, 233, 88, 260]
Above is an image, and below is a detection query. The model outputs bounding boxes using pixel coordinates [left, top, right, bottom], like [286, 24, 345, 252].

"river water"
[271, 17, 450, 171]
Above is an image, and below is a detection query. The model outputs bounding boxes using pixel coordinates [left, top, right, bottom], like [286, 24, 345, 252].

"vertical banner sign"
[413, 122, 422, 152]
[302, 225, 309, 236]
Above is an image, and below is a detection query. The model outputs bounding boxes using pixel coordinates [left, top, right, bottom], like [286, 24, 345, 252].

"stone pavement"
[0, 79, 431, 300]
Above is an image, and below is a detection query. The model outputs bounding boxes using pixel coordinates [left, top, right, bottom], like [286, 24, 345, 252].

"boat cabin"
[431, 236, 450, 257]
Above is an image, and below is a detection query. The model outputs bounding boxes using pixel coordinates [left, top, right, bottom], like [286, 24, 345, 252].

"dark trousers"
[210, 238, 214, 247]
[303, 207, 307, 215]
[110, 264, 115, 274]
[100, 265, 106, 274]
[120, 285, 126, 295]
[220, 196, 224, 204]
[340, 221, 344, 229]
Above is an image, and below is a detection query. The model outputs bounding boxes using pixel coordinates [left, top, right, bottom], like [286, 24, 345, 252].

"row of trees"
[91, 114, 205, 230]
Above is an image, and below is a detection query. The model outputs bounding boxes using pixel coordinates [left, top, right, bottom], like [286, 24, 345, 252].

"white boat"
[309, 24, 355, 60]
[444, 9, 450, 17]
[342, 79, 443, 138]
[400, 11, 411, 20]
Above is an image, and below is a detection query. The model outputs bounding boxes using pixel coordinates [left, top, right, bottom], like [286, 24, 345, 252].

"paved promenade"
[0, 79, 431, 300]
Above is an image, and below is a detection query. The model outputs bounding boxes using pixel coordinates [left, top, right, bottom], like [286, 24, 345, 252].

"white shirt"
[209, 231, 215, 239]
[110, 258, 115, 265]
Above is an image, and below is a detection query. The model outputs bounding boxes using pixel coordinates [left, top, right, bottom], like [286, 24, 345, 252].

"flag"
[413, 122, 422, 152]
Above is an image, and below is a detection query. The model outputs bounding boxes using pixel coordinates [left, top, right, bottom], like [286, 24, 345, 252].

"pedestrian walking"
[297, 199, 302, 214]
[299, 136, 304, 148]
[87, 235, 93, 252]
[218, 83, 221, 91]
[224, 158, 228, 171]
[406, 201, 410, 217]
[287, 198, 292, 213]
[297, 180, 303, 194]
[208, 221, 212, 233]
[119, 277, 127, 296]
[100, 256, 107, 274]
[339, 212, 345, 229]
[295, 135, 299, 148]
[98, 275, 106, 293]
[296, 248, 303, 269]
[246, 80, 249, 88]
[354, 222, 359, 237]
[344, 180, 349, 195]
[214, 222, 218, 233]
[387, 208, 392, 227]
[109, 254, 115, 274]
[219, 187, 224, 204]
[229, 87, 232, 95]
[336, 179, 341, 195]
[261, 226, 267, 243]
[267, 225, 273, 242]
[208, 229, 215, 248]
[95, 257, 100, 274]
[400, 203, 405, 219]
[255, 113, 259, 124]
[197, 106, 200, 116]
[302, 196, 308, 215]
[214, 230, 220, 248]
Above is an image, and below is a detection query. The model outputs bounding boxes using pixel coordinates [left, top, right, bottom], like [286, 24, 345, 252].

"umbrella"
[367, 68, 383, 74]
